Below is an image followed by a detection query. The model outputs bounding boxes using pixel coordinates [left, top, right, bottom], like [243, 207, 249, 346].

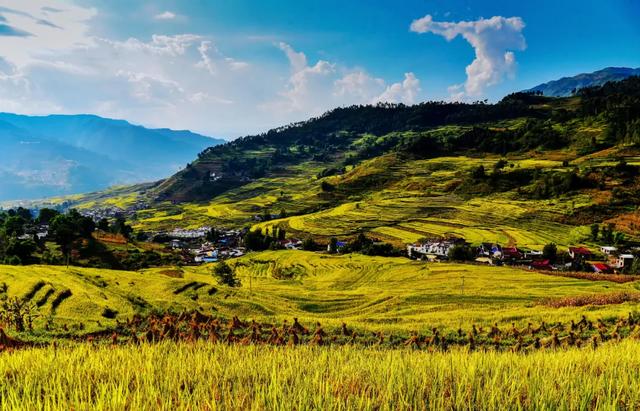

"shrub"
[447, 245, 475, 261]
[542, 243, 558, 263]
[101, 307, 118, 319]
[213, 262, 241, 287]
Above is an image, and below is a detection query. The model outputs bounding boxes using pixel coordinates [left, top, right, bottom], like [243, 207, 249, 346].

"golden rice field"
[42, 153, 602, 250]
[2, 251, 640, 335]
[1, 340, 640, 410]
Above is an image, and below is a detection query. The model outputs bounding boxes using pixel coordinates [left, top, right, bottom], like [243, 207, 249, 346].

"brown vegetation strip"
[541, 292, 640, 308]
[533, 269, 639, 284]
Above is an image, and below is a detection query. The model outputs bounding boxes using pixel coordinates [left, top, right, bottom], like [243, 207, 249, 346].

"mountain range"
[0, 113, 224, 201]
[526, 67, 640, 97]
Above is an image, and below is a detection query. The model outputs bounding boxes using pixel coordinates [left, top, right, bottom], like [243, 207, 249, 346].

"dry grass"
[541, 292, 640, 308]
[534, 269, 639, 283]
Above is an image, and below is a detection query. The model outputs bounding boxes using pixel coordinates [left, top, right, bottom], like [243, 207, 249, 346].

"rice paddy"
[2, 251, 640, 335]
[2, 340, 640, 410]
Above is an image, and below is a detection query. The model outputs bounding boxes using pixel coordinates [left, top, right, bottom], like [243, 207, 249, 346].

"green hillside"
[37, 78, 640, 256]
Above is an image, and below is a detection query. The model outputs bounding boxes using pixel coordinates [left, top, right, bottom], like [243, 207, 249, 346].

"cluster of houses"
[162, 227, 248, 264]
[407, 237, 638, 274]
[80, 201, 148, 222]
[18, 224, 49, 241]
[190, 234, 303, 263]
[192, 242, 246, 263]
[168, 227, 214, 240]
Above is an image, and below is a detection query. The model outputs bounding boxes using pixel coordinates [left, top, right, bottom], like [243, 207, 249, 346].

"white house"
[600, 246, 618, 255]
[615, 254, 635, 269]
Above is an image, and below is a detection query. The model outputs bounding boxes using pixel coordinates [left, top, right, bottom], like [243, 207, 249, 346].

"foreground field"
[1, 340, 640, 410]
[2, 251, 640, 335]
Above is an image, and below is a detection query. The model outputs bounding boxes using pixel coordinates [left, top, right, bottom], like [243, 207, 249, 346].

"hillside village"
[406, 237, 639, 273]
[2, 200, 639, 276]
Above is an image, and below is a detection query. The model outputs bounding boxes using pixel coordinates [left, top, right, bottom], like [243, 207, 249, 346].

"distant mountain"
[526, 67, 640, 97]
[0, 113, 224, 201]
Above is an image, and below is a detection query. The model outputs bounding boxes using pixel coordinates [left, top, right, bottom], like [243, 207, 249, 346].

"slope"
[526, 66, 640, 97]
[1, 251, 638, 335]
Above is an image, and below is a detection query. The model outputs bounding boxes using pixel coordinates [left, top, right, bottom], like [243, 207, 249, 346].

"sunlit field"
[2, 340, 640, 410]
[2, 250, 640, 335]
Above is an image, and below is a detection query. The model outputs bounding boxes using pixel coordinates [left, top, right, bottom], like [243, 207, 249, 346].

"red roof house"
[501, 247, 523, 260]
[568, 247, 593, 260]
[531, 259, 552, 270]
[591, 262, 613, 273]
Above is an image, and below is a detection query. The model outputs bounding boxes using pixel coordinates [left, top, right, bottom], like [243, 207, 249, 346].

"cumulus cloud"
[375, 72, 421, 104]
[154, 11, 176, 20]
[266, 43, 422, 120]
[411, 14, 525, 99]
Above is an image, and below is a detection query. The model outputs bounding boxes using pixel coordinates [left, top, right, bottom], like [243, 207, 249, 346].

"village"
[75, 204, 640, 273]
[168, 223, 639, 274]
[405, 237, 639, 274]
[9, 204, 637, 273]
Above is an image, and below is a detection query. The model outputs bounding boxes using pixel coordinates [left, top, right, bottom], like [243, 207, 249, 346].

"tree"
[3, 216, 25, 237]
[302, 238, 319, 251]
[14, 207, 32, 222]
[471, 165, 486, 179]
[613, 231, 626, 246]
[206, 228, 220, 242]
[37, 208, 59, 225]
[213, 261, 241, 287]
[244, 229, 273, 251]
[328, 237, 338, 254]
[348, 232, 372, 252]
[112, 217, 132, 239]
[277, 227, 286, 241]
[493, 159, 508, 173]
[321, 181, 335, 192]
[542, 243, 558, 263]
[590, 224, 599, 241]
[600, 223, 615, 244]
[97, 218, 110, 232]
[3, 238, 37, 265]
[448, 245, 474, 262]
[49, 214, 77, 266]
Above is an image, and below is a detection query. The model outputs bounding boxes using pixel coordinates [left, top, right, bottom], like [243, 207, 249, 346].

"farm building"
[568, 247, 593, 260]
[590, 262, 613, 273]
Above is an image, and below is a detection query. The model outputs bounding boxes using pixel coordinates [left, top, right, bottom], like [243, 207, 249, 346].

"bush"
[320, 181, 335, 192]
[302, 238, 319, 251]
[448, 245, 475, 262]
[543, 243, 558, 263]
[213, 262, 241, 287]
[101, 307, 118, 319]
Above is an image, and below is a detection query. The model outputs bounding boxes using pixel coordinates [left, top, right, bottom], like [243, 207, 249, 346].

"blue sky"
[0, 0, 638, 137]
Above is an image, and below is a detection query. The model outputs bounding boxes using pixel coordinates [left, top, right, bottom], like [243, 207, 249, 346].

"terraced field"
[2, 251, 639, 335]
[250, 154, 596, 248]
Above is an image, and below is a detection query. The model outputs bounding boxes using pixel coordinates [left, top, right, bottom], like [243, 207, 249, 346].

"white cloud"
[197, 40, 216, 74]
[154, 11, 176, 20]
[411, 14, 525, 98]
[334, 70, 385, 100]
[278, 42, 307, 73]
[266, 43, 421, 120]
[0, 2, 422, 137]
[0, 1, 96, 68]
[375, 72, 421, 104]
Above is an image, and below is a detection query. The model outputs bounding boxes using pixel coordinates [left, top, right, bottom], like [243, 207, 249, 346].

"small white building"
[615, 254, 635, 269]
[407, 239, 458, 260]
[600, 246, 618, 255]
